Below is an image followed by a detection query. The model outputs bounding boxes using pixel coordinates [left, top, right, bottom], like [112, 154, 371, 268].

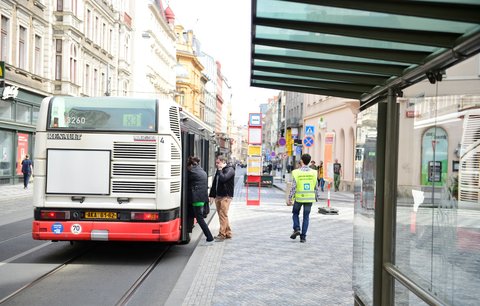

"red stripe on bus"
[32, 219, 181, 242]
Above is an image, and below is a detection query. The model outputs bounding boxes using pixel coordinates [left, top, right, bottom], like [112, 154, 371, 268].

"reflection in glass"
[0, 131, 13, 176]
[395, 280, 429, 306]
[353, 104, 378, 305]
[47, 97, 157, 132]
[396, 81, 480, 305]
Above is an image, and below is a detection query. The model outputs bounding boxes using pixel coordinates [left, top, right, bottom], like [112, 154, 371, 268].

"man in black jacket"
[187, 156, 214, 244]
[209, 155, 235, 241]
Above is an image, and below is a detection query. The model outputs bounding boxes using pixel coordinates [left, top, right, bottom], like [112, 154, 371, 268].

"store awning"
[250, 0, 480, 107]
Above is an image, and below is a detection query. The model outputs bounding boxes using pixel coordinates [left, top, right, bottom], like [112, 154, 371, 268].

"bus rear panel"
[32, 96, 184, 242]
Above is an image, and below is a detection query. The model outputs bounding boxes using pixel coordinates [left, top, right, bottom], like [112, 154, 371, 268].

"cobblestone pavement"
[167, 177, 355, 306]
[0, 183, 33, 226]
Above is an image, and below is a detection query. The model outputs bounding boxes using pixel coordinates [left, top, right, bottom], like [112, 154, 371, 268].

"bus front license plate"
[85, 212, 117, 219]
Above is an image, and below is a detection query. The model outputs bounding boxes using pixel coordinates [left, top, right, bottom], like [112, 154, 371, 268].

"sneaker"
[290, 230, 301, 239]
[202, 240, 215, 246]
[300, 237, 306, 243]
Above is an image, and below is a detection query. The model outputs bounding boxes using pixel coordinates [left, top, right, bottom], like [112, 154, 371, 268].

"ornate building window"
[69, 44, 77, 83]
[55, 39, 62, 80]
[34, 35, 41, 75]
[1, 16, 10, 62]
[18, 26, 26, 69]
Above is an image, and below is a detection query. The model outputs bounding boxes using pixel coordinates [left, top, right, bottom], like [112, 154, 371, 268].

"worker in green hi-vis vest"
[287, 154, 318, 243]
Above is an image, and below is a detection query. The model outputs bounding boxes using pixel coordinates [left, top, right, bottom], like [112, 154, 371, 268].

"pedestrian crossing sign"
[305, 125, 314, 135]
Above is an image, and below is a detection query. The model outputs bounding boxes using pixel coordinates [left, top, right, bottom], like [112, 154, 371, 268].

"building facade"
[198, 51, 216, 130]
[174, 25, 206, 120]
[303, 95, 359, 191]
[131, 0, 176, 101]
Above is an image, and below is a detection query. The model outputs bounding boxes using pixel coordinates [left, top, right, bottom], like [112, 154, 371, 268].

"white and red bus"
[32, 96, 215, 243]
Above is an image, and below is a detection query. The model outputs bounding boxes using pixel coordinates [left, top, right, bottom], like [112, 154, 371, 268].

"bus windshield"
[47, 97, 157, 132]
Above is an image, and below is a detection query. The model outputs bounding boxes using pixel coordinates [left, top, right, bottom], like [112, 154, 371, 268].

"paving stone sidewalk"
[167, 180, 355, 306]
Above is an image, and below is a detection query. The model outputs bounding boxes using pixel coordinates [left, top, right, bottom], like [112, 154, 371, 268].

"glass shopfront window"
[352, 104, 378, 305]
[0, 130, 13, 176]
[0, 100, 12, 120]
[16, 103, 31, 123]
[395, 59, 480, 305]
[32, 106, 40, 125]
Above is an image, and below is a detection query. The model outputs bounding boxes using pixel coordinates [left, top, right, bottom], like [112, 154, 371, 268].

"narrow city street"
[0, 169, 356, 305]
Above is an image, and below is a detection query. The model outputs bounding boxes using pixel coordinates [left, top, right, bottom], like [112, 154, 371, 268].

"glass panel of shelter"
[394, 57, 480, 305]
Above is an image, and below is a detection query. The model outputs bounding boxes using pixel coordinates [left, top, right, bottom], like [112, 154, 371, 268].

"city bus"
[32, 96, 215, 243]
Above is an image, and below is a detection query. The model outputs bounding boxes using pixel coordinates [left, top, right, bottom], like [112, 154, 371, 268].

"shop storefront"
[0, 85, 44, 184]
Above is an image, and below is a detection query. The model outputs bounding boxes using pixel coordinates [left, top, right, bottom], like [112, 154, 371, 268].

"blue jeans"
[292, 201, 312, 238]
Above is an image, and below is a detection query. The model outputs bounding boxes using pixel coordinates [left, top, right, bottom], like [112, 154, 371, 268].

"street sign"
[248, 145, 262, 156]
[249, 113, 262, 127]
[248, 127, 262, 145]
[295, 145, 302, 155]
[278, 137, 286, 146]
[305, 125, 315, 135]
[270, 151, 276, 157]
[303, 136, 314, 147]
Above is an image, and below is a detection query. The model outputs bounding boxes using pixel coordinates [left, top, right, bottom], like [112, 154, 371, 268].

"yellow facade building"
[174, 25, 206, 120]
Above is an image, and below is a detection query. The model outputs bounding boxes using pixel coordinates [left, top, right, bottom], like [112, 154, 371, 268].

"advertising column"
[246, 113, 262, 205]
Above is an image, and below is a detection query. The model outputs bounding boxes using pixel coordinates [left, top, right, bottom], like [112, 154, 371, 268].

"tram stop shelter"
[250, 1, 480, 305]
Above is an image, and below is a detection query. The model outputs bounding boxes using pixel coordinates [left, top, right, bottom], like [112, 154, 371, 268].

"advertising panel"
[324, 132, 335, 180]
[16, 133, 29, 175]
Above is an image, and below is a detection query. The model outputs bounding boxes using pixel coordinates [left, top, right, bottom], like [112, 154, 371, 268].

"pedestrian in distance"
[209, 155, 235, 242]
[333, 158, 342, 192]
[21, 154, 33, 189]
[186, 156, 214, 245]
[288, 153, 318, 243]
[309, 160, 318, 170]
[318, 161, 325, 192]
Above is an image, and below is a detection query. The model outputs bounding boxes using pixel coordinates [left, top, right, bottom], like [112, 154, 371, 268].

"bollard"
[318, 180, 339, 215]
[327, 181, 331, 208]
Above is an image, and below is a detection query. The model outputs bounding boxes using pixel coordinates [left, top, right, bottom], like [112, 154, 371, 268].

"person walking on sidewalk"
[21, 154, 33, 189]
[288, 153, 318, 243]
[333, 158, 342, 192]
[318, 161, 325, 192]
[209, 155, 235, 242]
[187, 156, 214, 245]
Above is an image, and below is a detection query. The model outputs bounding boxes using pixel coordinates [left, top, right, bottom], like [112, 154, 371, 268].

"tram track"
[0, 242, 176, 306]
[115, 245, 172, 306]
[0, 243, 97, 304]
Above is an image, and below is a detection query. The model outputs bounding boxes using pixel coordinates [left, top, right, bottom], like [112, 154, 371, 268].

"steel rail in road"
[115, 245, 172, 306]
[0, 243, 96, 304]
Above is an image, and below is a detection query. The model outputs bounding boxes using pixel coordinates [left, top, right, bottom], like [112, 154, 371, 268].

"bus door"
[180, 132, 195, 242]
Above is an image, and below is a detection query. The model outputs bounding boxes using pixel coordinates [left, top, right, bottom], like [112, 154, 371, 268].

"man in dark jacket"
[209, 155, 235, 241]
[187, 156, 214, 244]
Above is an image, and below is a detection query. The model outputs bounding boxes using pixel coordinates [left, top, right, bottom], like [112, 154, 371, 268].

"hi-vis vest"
[292, 168, 317, 203]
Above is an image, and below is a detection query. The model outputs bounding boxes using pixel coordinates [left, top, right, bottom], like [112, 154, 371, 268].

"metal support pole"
[373, 88, 400, 305]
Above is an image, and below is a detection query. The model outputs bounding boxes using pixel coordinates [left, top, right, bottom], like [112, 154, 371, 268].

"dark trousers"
[193, 206, 214, 242]
[23, 172, 31, 188]
[292, 201, 313, 238]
